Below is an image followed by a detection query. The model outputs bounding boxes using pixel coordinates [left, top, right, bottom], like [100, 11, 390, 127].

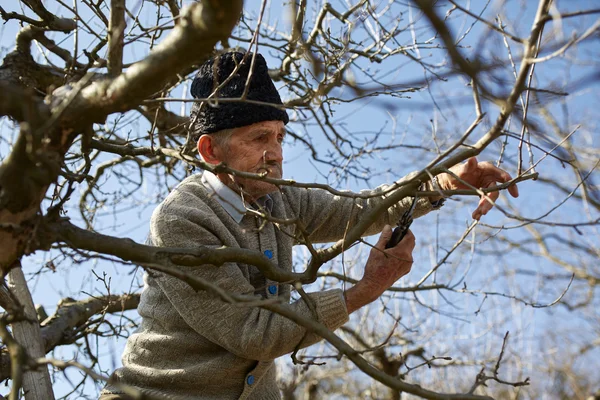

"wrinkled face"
[212, 120, 285, 201]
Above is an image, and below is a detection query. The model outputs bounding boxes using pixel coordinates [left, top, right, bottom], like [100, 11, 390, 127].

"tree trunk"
[7, 266, 54, 400]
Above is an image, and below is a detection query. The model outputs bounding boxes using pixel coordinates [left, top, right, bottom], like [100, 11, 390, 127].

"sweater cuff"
[413, 196, 439, 219]
[310, 289, 349, 331]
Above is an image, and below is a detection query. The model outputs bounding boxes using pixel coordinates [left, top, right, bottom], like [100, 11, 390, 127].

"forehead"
[234, 120, 285, 137]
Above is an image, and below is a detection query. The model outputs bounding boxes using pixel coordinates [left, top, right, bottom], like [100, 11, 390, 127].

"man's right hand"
[344, 225, 415, 313]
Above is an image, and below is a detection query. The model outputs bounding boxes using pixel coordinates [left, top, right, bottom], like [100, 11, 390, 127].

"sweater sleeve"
[282, 178, 439, 244]
[149, 210, 349, 362]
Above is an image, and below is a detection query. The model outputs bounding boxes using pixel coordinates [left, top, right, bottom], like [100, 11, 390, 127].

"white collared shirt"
[201, 171, 273, 223]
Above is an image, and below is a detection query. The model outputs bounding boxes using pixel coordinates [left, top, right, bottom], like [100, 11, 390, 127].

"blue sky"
[1, 0, 599, 398]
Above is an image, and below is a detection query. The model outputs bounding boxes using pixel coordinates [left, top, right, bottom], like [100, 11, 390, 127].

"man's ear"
[198, 134, 222, 164]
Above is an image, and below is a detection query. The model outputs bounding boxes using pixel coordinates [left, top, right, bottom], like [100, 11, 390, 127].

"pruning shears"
[385, 195, 418, 249]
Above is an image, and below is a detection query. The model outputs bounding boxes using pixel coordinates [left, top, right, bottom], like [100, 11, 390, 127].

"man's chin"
[241, 169, 282, 199]
[243, 183, 278, 201]
[260, 182, 279, 193]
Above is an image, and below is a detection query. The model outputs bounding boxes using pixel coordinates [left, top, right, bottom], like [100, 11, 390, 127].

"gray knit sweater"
[101, 173, 434, 400]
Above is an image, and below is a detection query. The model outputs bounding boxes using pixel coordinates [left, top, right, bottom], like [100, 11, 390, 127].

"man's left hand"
[437, 157, 520, 221]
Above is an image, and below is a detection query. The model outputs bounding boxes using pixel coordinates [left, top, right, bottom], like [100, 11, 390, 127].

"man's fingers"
[496, 169, 519, 198]
[472, 182, 499, 220]
[400, 229, 416, 250]
[491, 169, 519, 198]
[458, 158, 520, 220]
[387, 228, 415, 262]
[376, 225, 393, 249]
[402, 228, 415, 242]
[482, 163, 520, 198]
[508, 182, 519, 198]
[479, 191, 498, 214]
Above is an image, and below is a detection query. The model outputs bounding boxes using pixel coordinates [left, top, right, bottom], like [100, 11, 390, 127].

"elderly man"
[100, 52, 518, 400]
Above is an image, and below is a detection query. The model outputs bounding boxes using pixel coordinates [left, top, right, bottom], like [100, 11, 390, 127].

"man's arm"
[280, 182, 437, 245]
[282, 157, 519, 245]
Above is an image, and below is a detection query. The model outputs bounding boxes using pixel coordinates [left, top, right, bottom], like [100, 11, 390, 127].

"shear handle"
[385, 218, 413, 249]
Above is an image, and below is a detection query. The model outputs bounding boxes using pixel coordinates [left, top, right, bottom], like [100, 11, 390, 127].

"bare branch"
[0, 294, 140, 382]
[19, 0, 76, 32]
[107, 0, 126, 76]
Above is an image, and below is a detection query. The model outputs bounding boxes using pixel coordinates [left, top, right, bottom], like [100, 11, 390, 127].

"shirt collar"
[201, 171, 273, 223]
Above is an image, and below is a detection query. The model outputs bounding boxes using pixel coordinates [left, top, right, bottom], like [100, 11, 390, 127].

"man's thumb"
[377, 225, 393, 248]
[465, 156, 478, 171]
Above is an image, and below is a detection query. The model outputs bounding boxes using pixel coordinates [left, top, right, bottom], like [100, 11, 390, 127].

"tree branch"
[21, 0, 76, 32]
[65, 0, 243, 127]
[0, 294, 140, 383]
[39, 219, 302, 284]
[107, 0, 126, 76]
[0, 0, 242, 274]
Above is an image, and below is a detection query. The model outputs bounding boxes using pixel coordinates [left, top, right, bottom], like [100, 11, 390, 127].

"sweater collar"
[201, 171, 273, 223]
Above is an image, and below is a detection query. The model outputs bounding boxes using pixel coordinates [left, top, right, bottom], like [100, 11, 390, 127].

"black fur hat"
[189, 52, 289, 137]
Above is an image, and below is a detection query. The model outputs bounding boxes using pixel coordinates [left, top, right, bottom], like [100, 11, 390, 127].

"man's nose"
[263, 141, 283, 163]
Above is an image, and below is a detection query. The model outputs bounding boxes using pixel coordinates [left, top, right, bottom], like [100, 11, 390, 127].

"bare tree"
[0, 0, 598, 399]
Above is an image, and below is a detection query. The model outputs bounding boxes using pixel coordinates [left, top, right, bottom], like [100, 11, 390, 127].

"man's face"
[213, 120, 285, 201]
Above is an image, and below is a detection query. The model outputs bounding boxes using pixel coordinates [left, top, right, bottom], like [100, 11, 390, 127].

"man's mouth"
[256, 165, 282, 177]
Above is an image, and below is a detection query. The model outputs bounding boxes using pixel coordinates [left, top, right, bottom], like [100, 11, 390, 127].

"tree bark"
[7, 266, 55, 400]
[107, 0, 125, 76]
